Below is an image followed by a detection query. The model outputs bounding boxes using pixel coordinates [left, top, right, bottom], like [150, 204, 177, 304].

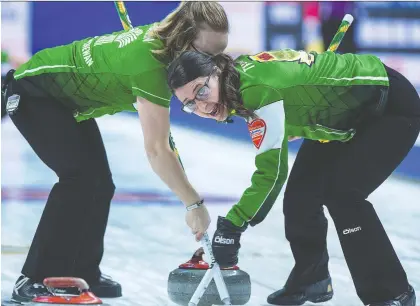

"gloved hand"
[212, 216, 248, 268]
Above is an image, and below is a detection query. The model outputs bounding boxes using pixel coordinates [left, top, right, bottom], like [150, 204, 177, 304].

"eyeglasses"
[181, 68, 214, 114]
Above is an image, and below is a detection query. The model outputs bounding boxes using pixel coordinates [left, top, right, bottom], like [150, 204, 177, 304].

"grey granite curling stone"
[167, 248, 251, 306]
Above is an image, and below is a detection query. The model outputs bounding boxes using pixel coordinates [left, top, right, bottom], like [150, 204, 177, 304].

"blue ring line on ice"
[1, 187, 238, 254]
[1, 187, 239, 204]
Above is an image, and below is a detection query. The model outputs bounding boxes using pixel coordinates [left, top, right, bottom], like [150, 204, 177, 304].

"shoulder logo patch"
[249, 50, 315, 66]
[249, 52, 275, 62]
[248, 118, 266, 149]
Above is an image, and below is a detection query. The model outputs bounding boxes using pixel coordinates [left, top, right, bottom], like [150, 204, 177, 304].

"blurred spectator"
[302, 2, 324, 53]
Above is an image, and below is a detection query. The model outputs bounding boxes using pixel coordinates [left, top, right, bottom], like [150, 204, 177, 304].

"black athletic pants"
[283, 66, 420, 305]
[3, 74, 115, 283]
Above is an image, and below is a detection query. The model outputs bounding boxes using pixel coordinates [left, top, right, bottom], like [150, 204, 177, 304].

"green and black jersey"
[226, 49, 388, 227]
[14, 23, 171, 121]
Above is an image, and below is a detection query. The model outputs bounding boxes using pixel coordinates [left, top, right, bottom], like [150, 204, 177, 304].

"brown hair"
[212, 53, 256, 120]
[150, 1, 229, 61]
[167, 51, 256, 122]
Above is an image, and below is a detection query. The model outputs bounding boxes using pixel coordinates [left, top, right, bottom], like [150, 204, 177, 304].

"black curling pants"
[283, 66, 420, 305]
[4, 76, 115, 283]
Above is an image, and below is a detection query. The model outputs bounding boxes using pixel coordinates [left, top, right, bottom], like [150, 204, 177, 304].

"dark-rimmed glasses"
[181, 67, 215, 114]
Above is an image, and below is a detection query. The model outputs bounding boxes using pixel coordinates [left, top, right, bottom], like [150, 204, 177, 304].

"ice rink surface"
[1, 114, 419, 306]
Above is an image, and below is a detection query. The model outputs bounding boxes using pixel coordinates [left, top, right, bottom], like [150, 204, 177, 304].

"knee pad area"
[58, 173, 115, 197]
[323, 189, 374, 229]
[323, 188, 366, 210]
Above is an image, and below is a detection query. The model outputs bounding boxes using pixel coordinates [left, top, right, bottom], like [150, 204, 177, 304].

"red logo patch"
[249, 52, 275, 62]
[258, 52, 275, 61]
[248, 119, 266, 149]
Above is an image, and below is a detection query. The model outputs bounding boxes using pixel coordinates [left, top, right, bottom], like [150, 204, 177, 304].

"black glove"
[212, 216, 247, 268]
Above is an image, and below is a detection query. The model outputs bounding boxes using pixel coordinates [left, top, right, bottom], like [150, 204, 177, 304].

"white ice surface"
[1, 114, 419, 306]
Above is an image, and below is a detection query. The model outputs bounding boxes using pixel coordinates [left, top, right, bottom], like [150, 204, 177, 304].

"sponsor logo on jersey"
[214, 236, 235, 245]
[93, 28, 143, 48]
[249, 50, 315, 67]
[115, 28, 143, 48]
[248, 118, 266, 149]
[249, 52, 276, 62]
[237, 60, 255, 73]
[82, 39, 94, 66]
[343, 226, 362, 235]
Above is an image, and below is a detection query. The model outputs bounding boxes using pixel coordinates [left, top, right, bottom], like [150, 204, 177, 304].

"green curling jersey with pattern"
[225, 49, 389, 228]
[13, 23, 171, 122]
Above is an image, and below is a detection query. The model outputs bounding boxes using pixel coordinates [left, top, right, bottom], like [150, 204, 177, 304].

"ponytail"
[212, 54, 256, 121]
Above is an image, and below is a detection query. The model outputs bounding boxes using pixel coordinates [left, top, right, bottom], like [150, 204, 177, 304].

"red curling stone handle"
[43, 277, 89, 290]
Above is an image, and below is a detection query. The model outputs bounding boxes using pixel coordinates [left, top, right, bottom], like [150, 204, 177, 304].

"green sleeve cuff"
[226, 207, 248, 228]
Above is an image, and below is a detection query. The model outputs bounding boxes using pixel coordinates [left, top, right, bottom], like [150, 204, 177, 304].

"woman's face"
[173, 72, 229, 121]
[193, 24, 228, 55]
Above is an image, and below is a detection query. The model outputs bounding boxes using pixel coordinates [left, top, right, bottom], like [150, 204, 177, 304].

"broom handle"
[188, 233, 231, 305]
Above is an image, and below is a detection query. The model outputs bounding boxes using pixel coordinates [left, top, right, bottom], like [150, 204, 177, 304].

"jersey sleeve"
[130, 68, 172, 108]
[240, 84, 283, 110]
[225, 100, 289, 227]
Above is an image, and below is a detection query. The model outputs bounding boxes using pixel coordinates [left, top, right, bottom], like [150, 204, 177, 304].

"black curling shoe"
[267, 276, 333, 305]
[369, 285, 416, 306]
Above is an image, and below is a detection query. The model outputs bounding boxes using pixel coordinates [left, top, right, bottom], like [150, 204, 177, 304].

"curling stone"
[31, 277, 105, 305]
[167, 248, 251, 306]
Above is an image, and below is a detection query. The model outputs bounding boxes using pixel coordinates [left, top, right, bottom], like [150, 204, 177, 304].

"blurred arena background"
[3, 1, 419, 178]
[1, 2, 420, 305]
